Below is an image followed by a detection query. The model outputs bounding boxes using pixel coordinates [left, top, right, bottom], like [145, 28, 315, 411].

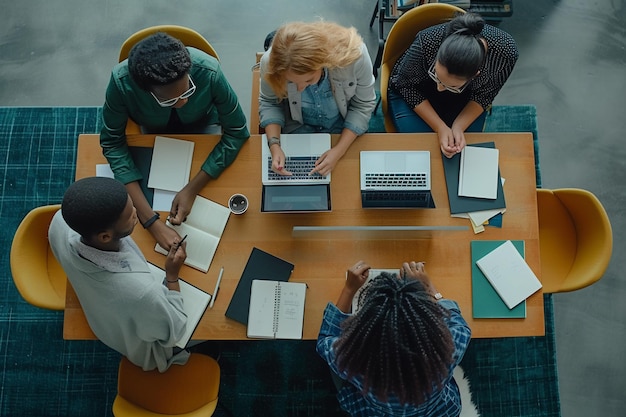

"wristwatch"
[267, 136, 281, 147]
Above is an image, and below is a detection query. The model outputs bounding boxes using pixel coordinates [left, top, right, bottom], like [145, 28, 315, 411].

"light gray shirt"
[49, 211, 189, 372]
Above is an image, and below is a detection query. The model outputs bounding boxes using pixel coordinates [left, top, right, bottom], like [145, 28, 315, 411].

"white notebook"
[147, 263, 211, 349]
[155, 195, 230, 273]
[148, 136, 194, 192]
[247, 280, 307, 339]
[351, 269, 400, 313]
[475, 240, 542, 309]
[458, 145, 499, 199]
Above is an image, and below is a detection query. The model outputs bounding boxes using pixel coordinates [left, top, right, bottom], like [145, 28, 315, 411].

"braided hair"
[334, 272, 454, 405]
[437, 12, 487, 78]
[128, 32, 192, 90]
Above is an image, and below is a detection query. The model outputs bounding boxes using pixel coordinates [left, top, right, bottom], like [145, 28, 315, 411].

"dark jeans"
[387, 89, 487, 133]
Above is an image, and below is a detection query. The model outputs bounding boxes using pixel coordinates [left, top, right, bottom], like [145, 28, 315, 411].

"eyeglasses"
[427, 62, 469, 94]
[150, 75, 196, 107]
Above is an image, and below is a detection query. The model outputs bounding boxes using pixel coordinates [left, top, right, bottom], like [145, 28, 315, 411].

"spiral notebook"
[247, 280, 307, 339]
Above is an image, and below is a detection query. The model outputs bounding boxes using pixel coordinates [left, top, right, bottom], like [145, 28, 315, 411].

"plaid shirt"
[316, 300, 471, 416]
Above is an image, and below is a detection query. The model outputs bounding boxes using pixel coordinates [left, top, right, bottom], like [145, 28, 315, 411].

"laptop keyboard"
[363, 191, 430, 203]
[267, 156, 326, 180]
[365, 173, 428, 188]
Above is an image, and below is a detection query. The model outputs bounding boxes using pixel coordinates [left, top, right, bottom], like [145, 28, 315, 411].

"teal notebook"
[471, 240, 526, 318]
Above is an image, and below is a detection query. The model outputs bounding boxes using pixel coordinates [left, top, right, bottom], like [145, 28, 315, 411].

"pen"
[209, 266, 224, 308]
[176, 234, 188, 249]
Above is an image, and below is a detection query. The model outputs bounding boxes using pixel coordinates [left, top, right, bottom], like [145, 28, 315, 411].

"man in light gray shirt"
[49, 177, 189, 372]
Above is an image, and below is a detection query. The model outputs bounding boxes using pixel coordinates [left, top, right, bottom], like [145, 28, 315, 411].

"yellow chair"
[118, 25, 220, 135]
[380, 3, 465, 132]
[113, 354, 221, 416]
[10, 204, 66, 310]
[537, 188, 613, 293]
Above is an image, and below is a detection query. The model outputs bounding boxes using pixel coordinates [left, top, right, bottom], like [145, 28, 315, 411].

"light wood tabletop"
[64, 132, 543, 340]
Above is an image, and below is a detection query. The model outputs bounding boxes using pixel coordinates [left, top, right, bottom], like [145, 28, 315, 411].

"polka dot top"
[389, 23, 518, 110]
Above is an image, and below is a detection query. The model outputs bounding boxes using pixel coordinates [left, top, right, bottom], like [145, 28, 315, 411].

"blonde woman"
[259, 21, 376, 176]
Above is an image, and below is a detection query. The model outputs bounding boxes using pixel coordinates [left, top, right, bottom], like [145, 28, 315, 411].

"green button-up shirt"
[100, 47, 250, 184]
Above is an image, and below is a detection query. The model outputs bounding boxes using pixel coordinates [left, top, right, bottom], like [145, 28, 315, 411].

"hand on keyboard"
[270, 146, 292, 176]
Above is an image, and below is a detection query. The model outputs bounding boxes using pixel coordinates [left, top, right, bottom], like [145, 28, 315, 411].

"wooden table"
[64, 132, 543, 340]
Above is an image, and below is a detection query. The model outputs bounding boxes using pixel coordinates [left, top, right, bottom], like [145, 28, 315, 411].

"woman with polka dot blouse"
[388, 13, 518, 158]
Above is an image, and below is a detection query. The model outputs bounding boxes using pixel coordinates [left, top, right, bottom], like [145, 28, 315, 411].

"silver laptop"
[260, 133, 332, 213]
[261, 134, 331, 185]
[360, 151, 435, 208]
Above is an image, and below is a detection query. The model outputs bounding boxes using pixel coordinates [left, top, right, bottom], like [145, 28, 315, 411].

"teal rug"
[0, 106, 558, 417]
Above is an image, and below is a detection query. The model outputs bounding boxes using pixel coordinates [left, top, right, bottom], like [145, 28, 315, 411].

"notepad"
[351, 268, 400, 313]
[148, 136, 194, 192]
[458, 145, 499, 199]
[155, 195, 230, 273]
[471, 240, 526, 318]
[475, 240, 542, 309]
[147, 263, 211, 349]
[247, 280, 306, 339]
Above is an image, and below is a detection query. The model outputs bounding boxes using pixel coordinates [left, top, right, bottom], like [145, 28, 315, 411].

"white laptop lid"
[261, 134, 331, 185]
[360, 151, 431, 190]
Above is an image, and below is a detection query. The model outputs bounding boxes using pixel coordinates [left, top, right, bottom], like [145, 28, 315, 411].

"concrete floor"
[1, 0, 624, 416]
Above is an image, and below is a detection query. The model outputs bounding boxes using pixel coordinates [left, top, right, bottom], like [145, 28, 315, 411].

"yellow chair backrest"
[10, 204, 66, 310]
[380, 3, 465, 132]
[537, 188, 613, 293]
[117, 25, 219, 135]
[113, 354, 221, 416]
[118, 25, 218, 62]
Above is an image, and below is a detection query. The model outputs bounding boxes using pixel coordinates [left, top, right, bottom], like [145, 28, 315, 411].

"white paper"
[148, 136, 194, 192]
[96, 164, 114, 178]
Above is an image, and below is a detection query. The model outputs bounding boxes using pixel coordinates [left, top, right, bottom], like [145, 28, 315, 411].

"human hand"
[438, 127, 463, 158]
[164, 237, 187, 279]
[345, 260, 371, 293]
[399, 261, 438, 297]
[310, 147, 341, 177]
[169, 187, 195, 225]
[270, 145, 292, 176]
[149, 220, 181, 251]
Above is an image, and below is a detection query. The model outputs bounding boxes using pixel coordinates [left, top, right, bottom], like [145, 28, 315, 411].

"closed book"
[475, 240, 542, 310]
[458, 145, 499, 199]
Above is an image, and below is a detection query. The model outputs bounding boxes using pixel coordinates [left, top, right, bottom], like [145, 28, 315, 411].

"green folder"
[471, 240, 526, 318]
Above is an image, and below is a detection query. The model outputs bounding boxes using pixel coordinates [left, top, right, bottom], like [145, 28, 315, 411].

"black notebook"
[225, 247, 294, 325]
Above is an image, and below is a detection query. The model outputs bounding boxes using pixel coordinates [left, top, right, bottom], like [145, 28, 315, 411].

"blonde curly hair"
[264, 21, 364, 98]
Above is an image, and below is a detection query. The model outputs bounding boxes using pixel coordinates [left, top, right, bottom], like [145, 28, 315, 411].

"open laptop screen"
[261, 184, 331, 213]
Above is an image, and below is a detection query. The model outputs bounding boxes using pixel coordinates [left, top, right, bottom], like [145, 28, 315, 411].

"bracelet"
[166, 280, 179, 284]
[267, 136, 281, 147]
[142, 212, 160, 229]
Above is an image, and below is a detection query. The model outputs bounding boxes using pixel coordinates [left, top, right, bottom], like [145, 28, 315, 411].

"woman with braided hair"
[388, 12, 518, 158]
[316, 260, 471, 416]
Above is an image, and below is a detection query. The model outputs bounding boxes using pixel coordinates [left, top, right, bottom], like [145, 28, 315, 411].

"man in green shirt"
[100, 32, 249, 250]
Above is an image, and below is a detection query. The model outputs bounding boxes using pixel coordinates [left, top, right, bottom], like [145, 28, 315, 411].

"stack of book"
[442, 142, 506, 233]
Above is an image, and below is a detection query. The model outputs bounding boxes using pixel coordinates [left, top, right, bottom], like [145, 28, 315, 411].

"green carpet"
[0, 106, 558, 417]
